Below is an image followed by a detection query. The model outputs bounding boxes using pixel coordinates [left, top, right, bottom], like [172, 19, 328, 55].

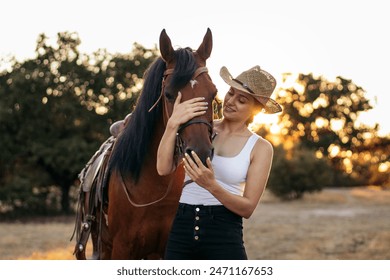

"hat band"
[232, 79, 254, 94]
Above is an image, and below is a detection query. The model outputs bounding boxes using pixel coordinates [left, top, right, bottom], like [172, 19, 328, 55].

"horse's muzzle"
[185, 146, 214, 167]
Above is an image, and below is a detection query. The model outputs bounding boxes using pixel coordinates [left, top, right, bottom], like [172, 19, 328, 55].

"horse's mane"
[108, 48, 197, 182]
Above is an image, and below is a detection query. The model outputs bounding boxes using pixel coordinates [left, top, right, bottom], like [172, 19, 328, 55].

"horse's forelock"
[170, 48, 197, 93]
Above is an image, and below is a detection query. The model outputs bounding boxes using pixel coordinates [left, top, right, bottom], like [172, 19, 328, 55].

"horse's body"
[105, 121, 185, 259]
[73, 29, 216, 259]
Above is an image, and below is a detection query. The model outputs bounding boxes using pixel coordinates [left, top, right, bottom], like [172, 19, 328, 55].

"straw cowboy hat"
[220, 65, 282, 114]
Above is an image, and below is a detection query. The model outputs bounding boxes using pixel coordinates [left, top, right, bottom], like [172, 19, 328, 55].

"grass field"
[1, 186, 389, 260]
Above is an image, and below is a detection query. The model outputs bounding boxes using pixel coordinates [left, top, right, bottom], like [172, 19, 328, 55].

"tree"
[0, 32, 159, 216]
[262, 73, 388, 198]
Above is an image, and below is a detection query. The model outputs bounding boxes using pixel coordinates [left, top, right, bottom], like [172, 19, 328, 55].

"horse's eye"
[164, 91, 176, 101]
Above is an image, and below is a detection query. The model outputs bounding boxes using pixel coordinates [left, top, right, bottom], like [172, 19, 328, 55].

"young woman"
[157, 65, 282, 259]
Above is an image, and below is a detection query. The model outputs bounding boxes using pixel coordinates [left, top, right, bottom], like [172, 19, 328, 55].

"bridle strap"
[192, 66, 208, 79]
[163, 68, 174, 76]
[175, 118, 213, 163]
[148, 67, 208, 112]
[164, 66, 207, 79]
[177, 119, 212, 135]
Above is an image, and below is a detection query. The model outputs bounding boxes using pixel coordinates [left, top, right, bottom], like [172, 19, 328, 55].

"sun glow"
[315, 117, 328, 128]
[249, 112, 280, 133]
[330, 119, 344, 132]
[328, 144, 340, 158]
[378, 162, 389, 173]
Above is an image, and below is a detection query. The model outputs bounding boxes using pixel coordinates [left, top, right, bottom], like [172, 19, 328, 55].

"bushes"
[267, 145, 334, 200]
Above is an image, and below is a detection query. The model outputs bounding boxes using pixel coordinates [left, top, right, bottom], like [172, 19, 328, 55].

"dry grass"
[1, 187, 389, 260]
[0, 219, 79, 260]
[245, 186, 390, 260]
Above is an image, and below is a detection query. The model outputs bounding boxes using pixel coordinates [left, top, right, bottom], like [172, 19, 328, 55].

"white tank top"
[179, 133, 260, 205]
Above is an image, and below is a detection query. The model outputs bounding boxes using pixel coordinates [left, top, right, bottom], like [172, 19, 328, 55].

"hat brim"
[220, 66, 282, 114]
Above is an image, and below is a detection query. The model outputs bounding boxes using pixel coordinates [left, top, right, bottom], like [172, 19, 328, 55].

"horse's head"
[159, 28, 217, 166]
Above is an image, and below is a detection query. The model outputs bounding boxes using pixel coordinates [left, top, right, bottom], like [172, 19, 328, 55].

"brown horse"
[73, 28, 216, 259]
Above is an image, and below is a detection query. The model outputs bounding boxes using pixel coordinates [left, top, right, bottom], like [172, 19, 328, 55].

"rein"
[175, 119, 212, 158]
[118, 171, 175, 208]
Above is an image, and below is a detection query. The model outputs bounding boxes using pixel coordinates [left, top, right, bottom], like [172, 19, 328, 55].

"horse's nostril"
[184, 148, 213, 166]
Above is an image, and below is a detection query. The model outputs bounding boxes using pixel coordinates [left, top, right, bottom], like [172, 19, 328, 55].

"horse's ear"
[197, 28, 213, 61]
[159, 29, 175, 64]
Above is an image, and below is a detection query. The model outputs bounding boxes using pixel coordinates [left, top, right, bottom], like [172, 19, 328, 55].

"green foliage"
[0, 32, 159, 217]
[267, 145, 335, 200]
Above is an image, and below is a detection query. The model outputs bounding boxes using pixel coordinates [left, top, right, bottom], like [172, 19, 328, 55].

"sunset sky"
[1, 0, 389, 136]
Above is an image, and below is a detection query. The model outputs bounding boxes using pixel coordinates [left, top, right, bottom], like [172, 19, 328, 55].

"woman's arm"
[183, 138, 273, 218]
[156, 92, 208, 175]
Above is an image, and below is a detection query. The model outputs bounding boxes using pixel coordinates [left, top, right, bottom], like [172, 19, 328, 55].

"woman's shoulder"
[251, 134, 274, 158]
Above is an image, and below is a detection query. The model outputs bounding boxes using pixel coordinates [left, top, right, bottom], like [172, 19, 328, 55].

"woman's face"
[222, 87, 259, 122]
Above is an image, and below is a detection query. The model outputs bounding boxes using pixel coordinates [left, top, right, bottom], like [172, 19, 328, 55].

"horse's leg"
[110, 232, 135, 259]
[152, 223, 173, 260]
[109, 216, 144, 259]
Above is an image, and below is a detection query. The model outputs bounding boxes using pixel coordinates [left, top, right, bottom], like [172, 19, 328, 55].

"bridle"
[149, 66, 214, 162]
[170, 67, 213, 162]
[120, 66, 214, 208]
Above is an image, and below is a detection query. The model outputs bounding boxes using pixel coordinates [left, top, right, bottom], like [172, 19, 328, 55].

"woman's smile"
[224, 104, 236, 112]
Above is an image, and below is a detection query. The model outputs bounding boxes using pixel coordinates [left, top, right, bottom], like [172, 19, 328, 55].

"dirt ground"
[1, 186, 389, 260]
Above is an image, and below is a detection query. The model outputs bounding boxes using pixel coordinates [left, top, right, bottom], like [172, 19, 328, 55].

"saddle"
[71, 115, 131, 259]
[71, 136, 115, 258]
[79, 136, 115, 193]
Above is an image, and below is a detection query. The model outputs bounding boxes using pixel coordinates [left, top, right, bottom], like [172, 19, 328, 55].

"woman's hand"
[157, 93, 208, 176]
[183, 151, 215, 190]
[167, 92, 208, 129]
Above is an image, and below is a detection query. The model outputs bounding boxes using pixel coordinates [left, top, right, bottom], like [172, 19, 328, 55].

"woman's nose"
[225, 94, 232, 103]
[225, 96, 236, 106]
